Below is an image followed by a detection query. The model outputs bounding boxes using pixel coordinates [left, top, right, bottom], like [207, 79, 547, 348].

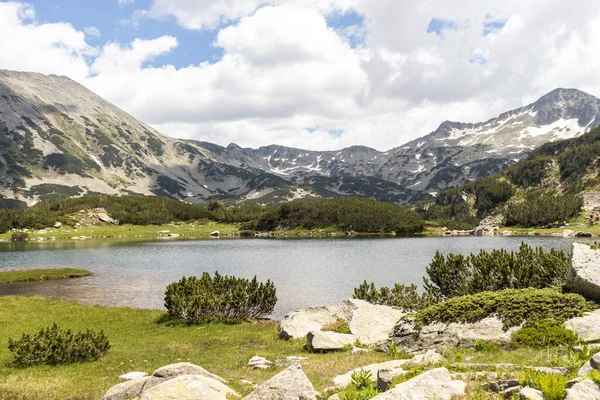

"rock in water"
[306, 331, 355, 352]
[565, 379, 600, 400]
[565, 309, 600, 342]
[567, 243, 600, 301]
[103, 377, 149, 400]
[141, 374, 239, 400]
[243, 364, 317, 400]
[370, 368, 466, 400]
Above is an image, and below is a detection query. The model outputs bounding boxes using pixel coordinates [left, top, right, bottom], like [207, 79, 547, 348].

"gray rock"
[248, 356, 272, 369]
[119, 371, 148, 381]
[518, 386, 544, 400]
[328, 360, 409, 389]
[578, 361, 594, 377]
[103, 377, 149, 400]
[209, 231, 220, 237]
[501, 386, 522, 399]
[563, 229, 575, 237]
[371, 368, 466, 400]
[404, 349, 445, 368]
[327, 395, 340, 400]
[97, 213, 115, 224]
[567, 378, 584, 388]
[489, 379, 520, 392]
[575, 232, 594, 238]
[565, 379, 600, 400]
[307, 331, 355, 352]
[152, 362, 226, 382]
[566, 310, 600, 343]
[591, 352, 600, 369]
[377, 369, 394, 392]
[243, 364, 317, 400]
[140, 374, 239, 400]
[567, 243, 600, 301]
[54, 221, 62, 228]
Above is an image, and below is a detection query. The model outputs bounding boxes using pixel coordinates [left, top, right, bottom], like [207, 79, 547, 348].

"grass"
[0, 269, 92, 284]
[0, 296, 395, 400]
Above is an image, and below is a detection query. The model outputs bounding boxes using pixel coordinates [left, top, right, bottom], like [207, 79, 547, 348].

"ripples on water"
[0, 236, 578, 318]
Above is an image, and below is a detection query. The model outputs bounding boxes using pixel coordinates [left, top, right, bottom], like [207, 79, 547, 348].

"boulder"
[404, 350, 445, 368]
[575, 232, 594, 238]
[567, 243, 600, 301]
[563, 229, 575, 237]
[279, 299, 404, 344]
[370, 368, 466, 400]
[243, 364, 317, 400]
[209, 231, 220, 237]
[377, 369, 394, 392]
[518, 386, 543, 400]
[500, 230, 513, 236]
[97, 213, 115, 224]
[565, 379, 600, 400]
[145, 362, 229, 390]
[54, 221, 62, 228]
[119, 372, 148, 381]
[328, 360, 409, 389]
[103, 377, 149, 400]
[391, 317, 518, 352]
[307, 331, 354, 352]
[247, 356, 272, 369]
[578, 361, 595, 378]
[141, 374, 238, 400]
[566, 310, 600, 342]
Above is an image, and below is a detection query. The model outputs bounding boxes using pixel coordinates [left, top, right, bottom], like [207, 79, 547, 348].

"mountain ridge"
[1, 69, 600, 207]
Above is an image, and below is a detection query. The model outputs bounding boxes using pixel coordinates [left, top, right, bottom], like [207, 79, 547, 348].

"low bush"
[353, 281, 437, 311]
[504, 194, 583, 227]
[510, 320, 580, 348]
[423, 243, 569, 300]
[164, 272, 277, 323]
[8, 323, 110, 366]
[414, 288, 595, 330]
[10, 231, 29, 242]
[336, 369, 379, 400]
[519, 370, 568, 400]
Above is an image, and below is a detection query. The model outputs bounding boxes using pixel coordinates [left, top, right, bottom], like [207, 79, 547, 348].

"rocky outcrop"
[279, 299, 405, 345]
[243, 364, 317, 400]
[328, 360, 409, 389]
[370, 368, 466, 399]
[103, 363, 237, 400]
[307, 331, 355, 351]
[567, 243, 600, 301]
[390, 317, 519, 352]
[582, 191, 600, 212]
[565, 379, 600, 400]
[565, 309, 600, 343]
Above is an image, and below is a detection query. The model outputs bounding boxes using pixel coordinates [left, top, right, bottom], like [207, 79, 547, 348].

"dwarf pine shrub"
[352, 281, 436, 311]
[510, 320, 579, 348]
[8, 323, 110, 366]
[10, 231, 29, 242]
[164, 272, 277, 323]
[423, 242, 569, 300]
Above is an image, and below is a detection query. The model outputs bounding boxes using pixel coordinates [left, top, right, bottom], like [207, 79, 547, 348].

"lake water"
[0, 236, 579, 318]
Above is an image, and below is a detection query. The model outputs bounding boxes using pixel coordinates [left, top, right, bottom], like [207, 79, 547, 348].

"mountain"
[1, 69, 600, 207]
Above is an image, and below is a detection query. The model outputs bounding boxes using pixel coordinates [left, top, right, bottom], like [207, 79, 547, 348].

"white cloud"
[3, 1, 600, 151]
[118, 0, 135, 7]
[84, 26, 101, 37]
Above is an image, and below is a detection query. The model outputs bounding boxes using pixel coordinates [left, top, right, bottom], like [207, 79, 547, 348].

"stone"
[54, 222, 62, 228]
[501, 386, 522, 398]
[307, 331, 355, 352]
[279, 299, 404, 345]
[145, 362, 229, 390]
[328, 360, 409, 389]
[489, 379, 520, 392]
[501, 230, 513, 236]
[566, 310, 600, 343]
[328, 395, 340, 400]
[391, 317, 518, 352]
[591, 352, 600, 369]
[209, 231, 220, 237]
[140, 374, 239, 400]
[103, 377, 149, 400]
[377, 369, 394, 392]
[35, 229, 48, 234]
[582, 191, 600, 211]
[97, 213, 115, 224]
[371, 368, 466, 400]
[568, 243, 600, 301]
[567, 378, 584, 388]
[563, 229, 575, 237]
[119, 372, 148, 381]
[575, 231, 594, 237]
[405, 349, 445, 368]
[243, 364, 317, 400]
[578, 361, 594, 377]
[565, 379, 600, 400]
[247, 356, 272, 369]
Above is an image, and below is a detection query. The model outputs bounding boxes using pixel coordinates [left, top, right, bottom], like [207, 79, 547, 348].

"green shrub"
[322, 318, 351, 334]
[423, 243, 569, 300]
[510, 320, 580, 348]
[520, 371, 568, 400]
[10, 231, 29, 242]
[353, 281, 437, 311]
[414, 288, 595, 330]
[164, 272, 277, 323]
[336, 369, 379, 400]
[8, 323, 110, 366]
[505, 194, 583, 227]
[505, 157, 553, 187]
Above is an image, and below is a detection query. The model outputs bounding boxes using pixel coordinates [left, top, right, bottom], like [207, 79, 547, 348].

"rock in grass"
[140, 374, 239, 400]
[103, 377, 149, 400]
[565, 379, 600, 400]
[404, 349, 445, 368]
[565, 310, 600, 343]
[145, 362, 229, 390]
[567, 243, 600, 301]
[247, 356, 272, 369]
[243, 364, 317, 400]
[328, 360, 409, 389]
[518, 386, 544, 400]
[307, 331, 355, 352]
[370, 368, 466, 400]
[578, 361, 594, 377]
[119, 372, 148, 381]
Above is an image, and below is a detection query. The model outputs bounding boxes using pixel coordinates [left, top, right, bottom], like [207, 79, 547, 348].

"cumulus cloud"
[84, 26, 101, 37]
[2, 1, 600, 150]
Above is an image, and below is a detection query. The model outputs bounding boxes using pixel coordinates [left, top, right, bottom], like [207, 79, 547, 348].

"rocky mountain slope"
[1, 69, 599, 206]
